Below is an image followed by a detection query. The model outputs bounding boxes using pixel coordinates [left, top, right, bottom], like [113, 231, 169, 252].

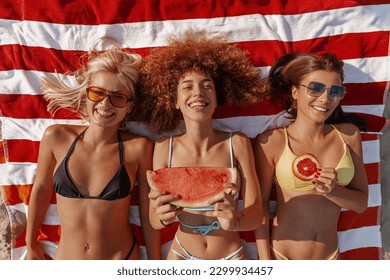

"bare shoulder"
[255, 127, 285, 147]
[41, 124, 86, 144]
[120, 131, 153, 151]
[332, 123, 361, 144]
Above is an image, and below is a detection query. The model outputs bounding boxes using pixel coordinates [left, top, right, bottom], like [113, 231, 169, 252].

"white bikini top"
[168, 132, 236, 211]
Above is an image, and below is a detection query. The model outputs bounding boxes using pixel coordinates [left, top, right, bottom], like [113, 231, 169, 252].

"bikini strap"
[65, 128, 87, 158]
[329, 124, 346, 144]
[282, 126, 289, 147]
[168, 135, 173, 168]
[229, 131, 234, 168]
[118, 131, 124, 164]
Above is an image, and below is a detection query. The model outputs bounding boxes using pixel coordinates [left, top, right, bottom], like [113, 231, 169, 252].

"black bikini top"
[53, 129, 131, 200]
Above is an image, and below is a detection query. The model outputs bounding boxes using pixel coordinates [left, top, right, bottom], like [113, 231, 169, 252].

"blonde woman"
[26, 38, 160, 260]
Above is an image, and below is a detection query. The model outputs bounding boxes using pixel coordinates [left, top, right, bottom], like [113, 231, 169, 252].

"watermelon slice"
[146, 167, 237, 208]
[292, 153, 320, 181]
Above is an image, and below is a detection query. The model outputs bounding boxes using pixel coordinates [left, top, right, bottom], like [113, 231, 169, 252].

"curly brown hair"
[136, 30, 266, 133]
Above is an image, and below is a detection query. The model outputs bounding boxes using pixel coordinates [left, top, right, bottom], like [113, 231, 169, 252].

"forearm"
[234, 203, 262, 231]
[140, 218, 162, 259]
[322, 185, 368, 213]
[140, 202, 161, 259]
[26, 186, 53, 246]
[254, 211, 271, 260]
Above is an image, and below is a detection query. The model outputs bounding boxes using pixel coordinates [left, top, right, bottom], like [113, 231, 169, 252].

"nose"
[317, 89, 331, 103]
[99, 94, 111, 106]
[193, 85, 204, 97]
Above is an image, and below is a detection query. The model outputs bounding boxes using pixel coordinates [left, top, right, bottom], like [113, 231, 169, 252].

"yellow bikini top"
[275, 125, 355, 191]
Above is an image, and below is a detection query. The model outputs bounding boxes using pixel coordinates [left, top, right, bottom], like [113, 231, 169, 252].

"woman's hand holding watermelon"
[312, 167, 337, 195]
[148, 189, 183, 227]
[204, 183, 240, 231]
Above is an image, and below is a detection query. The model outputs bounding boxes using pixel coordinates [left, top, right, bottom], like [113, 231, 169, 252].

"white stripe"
[11, 241, 58, 260]
[342, 105, 385, 118]
[1, 113, 288, 141]
[2, 55, 387, 96]
[1, 5, 389, 49]
[1, 55, 388, 96]
[343, 56, 390, 84]
[19, 204, 60, 225]
[338, 225, 382, 253]
[368, 184, 382, 208]
[0, 70, 75, 96]
[1, 117, 85, 141]
[0, 163, 37, 185]
[362, 139, 380, 164]
[341, 183, 382, 211]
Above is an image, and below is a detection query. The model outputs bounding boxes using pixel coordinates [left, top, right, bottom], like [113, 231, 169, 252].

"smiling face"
[86, 71, 133, 128]
[292, 70, 342, 124]
[176, 70, 217, 121]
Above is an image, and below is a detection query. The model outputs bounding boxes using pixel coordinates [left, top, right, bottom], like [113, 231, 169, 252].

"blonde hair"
[42, 37, 141, 119]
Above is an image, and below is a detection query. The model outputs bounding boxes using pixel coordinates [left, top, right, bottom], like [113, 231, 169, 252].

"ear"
[175, 95, 180, 110]
[291, 84, 299, 100]
[126, 102, 133, 114]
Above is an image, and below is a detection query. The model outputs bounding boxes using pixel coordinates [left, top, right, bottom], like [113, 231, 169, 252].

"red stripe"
[340, 247, 381, 260]
[344, 82, 388, 106]
[356, 113, 387, 133]
[213, 99, 283, 119]
[2, 32, 388, 73]
[0, 141, 5, 163]
[338, 206, 380, 231]
[1, 0, 386, 24]
[238, 32, 390, 67]
[6, 140, 40, 163]
[239, 230, 256, 243]
[14, 225, 60, 249]
[2, 94, 386, 133]
[2, 184, 57, 205]
[0, 94, 80, 119]
[365, 163, 380, 185]
[361, 133, 380, 141]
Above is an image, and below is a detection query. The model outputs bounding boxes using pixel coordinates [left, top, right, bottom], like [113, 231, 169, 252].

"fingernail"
[312, 180, 316, 184]
[317, 168, 322, 171]
[314, 174, 319, 178]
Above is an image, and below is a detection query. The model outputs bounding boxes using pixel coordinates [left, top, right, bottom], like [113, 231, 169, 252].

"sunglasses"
[297, 81, 346, 101]
[86, 86, 132, 108]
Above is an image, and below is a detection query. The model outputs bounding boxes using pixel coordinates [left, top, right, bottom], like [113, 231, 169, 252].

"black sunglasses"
[298, 81, 346, 101]
[86, 86, 132, 108]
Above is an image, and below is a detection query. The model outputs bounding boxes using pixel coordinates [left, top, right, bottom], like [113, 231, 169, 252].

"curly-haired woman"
[139, 31, 267, 260]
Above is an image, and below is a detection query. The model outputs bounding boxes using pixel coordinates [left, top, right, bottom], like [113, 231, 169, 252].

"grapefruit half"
[292, 153, 320, 181]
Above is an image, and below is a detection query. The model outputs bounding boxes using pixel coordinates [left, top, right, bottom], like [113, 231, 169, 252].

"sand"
[0, 192, 11, 260]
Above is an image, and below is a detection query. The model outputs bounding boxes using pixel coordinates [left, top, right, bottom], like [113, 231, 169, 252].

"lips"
[188, 100, 209, 108]
[96, 108, 115, 117]
[312, 105, 329, 112]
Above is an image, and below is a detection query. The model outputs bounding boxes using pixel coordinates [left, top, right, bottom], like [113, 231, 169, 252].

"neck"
[183, 119, 217, 153]
[83, 125, 119, 147]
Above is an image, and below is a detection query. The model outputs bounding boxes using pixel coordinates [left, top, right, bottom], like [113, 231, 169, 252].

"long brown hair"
[267, 52, 366, 131]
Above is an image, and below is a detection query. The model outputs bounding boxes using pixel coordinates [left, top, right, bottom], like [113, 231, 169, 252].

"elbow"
[355, 201, 368, 214]
[354, 194, 368, 214]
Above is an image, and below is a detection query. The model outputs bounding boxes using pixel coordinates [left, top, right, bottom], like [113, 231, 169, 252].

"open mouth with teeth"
[312, 105, 329, 112]
[96, 108, 115, 117]
[188, 101, 209, 108]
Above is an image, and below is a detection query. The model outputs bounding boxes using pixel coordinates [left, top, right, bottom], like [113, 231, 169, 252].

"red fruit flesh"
[147, 167, 237, 208]
[292, 153, 319, 181]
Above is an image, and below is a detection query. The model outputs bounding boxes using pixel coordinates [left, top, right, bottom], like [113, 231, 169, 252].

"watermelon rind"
[146, 167, 237, 208]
